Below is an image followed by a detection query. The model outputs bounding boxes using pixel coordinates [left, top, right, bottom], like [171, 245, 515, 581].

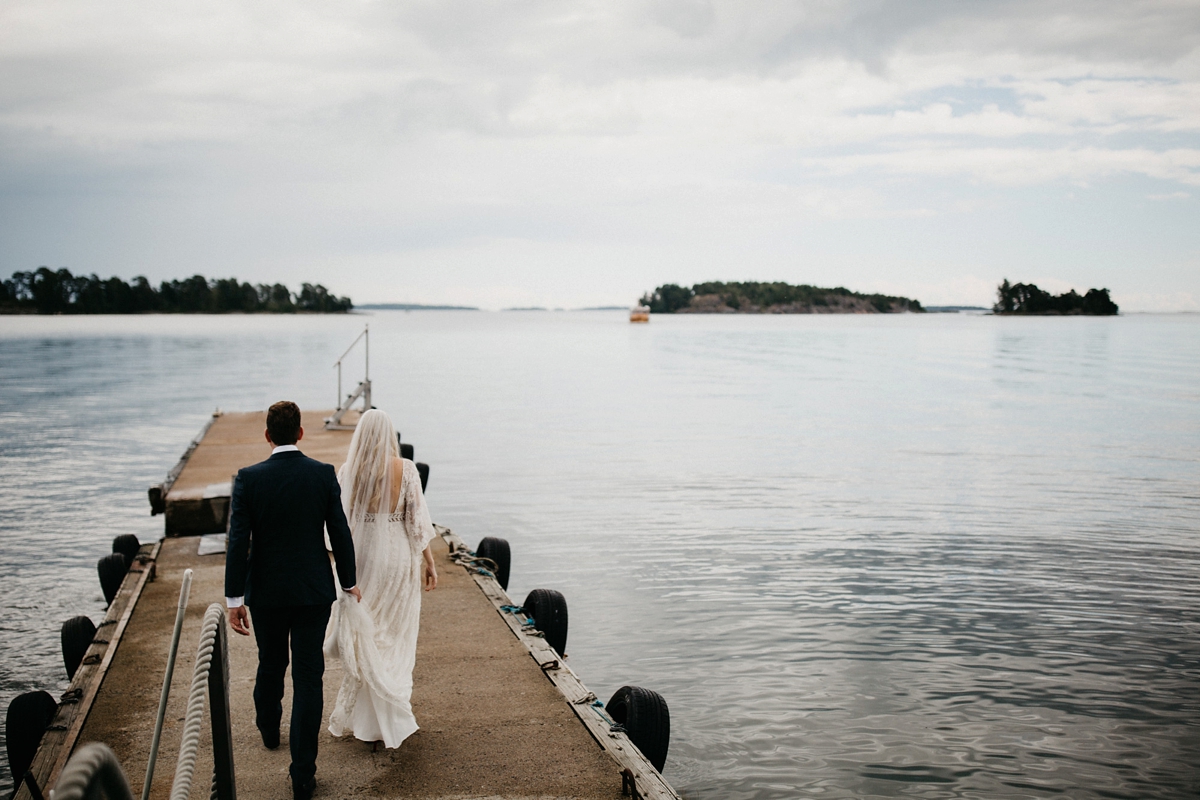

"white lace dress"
[325, 459, 436, 748]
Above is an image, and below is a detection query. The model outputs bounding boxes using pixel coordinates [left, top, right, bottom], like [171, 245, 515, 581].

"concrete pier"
[68, 535, 630, 798]
[19, 412, 678, 799]
[154, 410, 361, 535]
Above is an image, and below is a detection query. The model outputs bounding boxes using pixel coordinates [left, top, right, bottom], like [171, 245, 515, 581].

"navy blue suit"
[225, 449, 356, 784]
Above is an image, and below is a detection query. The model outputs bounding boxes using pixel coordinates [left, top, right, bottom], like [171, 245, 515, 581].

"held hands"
[229, 606, 251, 636]
[230, 588, 361, 636]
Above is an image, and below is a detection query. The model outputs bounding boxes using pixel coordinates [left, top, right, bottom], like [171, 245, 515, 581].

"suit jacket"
[225, 450, 356, 608]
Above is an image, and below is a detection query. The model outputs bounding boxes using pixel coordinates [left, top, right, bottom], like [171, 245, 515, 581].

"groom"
[225, 401, 361, 800]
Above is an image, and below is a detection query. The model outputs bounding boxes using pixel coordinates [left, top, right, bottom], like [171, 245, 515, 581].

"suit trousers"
[250, 603, 332, 783]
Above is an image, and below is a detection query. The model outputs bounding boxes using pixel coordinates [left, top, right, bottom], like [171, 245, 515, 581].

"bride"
[325, 409, 438, 748]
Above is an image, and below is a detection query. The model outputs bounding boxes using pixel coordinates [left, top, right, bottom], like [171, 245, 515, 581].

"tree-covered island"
[639, 281, 923, 313]
[1, 267, 352, 314]
[993, 279, 1118, 315]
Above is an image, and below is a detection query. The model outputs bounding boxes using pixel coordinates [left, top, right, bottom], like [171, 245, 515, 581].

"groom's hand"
[229, 606, 251, 636]
[346, 586, 362, 603]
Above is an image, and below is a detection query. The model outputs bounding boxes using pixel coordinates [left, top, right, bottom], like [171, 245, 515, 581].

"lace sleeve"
[403, 459, 436, 551]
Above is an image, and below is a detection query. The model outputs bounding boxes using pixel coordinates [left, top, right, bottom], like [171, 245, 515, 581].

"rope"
[449, 550, 499, 578]
[499, 604, 532, 624]
[52, 742, 134, 800]
[588, 699, 626, 733]
[497, 604, 545, 637]
[169, 604, 224, 800]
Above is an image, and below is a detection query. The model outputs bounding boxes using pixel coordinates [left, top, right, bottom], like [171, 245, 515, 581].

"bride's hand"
[424, 562, 437, 591]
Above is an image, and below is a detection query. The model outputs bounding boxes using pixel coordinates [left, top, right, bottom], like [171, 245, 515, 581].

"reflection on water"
[1, 312, 1198, 798]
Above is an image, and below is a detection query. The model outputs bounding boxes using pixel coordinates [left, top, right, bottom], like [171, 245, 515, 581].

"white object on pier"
[197, 535, 227, 556]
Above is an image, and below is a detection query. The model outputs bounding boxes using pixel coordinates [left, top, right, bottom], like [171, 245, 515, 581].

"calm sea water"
[1, 311, 1198, 798]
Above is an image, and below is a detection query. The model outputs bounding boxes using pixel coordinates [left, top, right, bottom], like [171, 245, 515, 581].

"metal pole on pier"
[363, 324, 370, 408]
[141, 568, 192, 800]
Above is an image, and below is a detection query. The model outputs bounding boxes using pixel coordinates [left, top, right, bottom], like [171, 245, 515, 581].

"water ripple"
[2, 312, 1199, 798]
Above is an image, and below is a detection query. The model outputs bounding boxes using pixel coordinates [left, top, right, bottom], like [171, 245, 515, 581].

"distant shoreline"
[357, 303, 479, 311]
[357, 305, 631, 312]
[3, 269, 352, 314]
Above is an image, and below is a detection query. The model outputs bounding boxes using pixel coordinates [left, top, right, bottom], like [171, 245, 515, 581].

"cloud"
[1, 0, 1198, 307]
[4, 1, 1198, 150]
[806, 146, 1200, 187]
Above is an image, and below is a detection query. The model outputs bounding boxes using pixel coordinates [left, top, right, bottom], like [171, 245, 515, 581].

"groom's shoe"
[258, 725, 280, 750]
[292, 776, 316, 800]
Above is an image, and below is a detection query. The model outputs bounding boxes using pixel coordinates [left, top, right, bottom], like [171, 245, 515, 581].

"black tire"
[523, 588, 567, 656]
[606, 685, 670, 772]
[475, 537, 511, 590]
[112, 534, 141, 564]
[148, 485, 165, 515]
[97, 553, 128, 606]
[400, 443, 414, 460]
[61, 616, 97, 680]
[5, 690, 58, 786]
[416, 462, 430, 493]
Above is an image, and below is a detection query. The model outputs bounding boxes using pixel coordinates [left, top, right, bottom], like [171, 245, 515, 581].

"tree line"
[993, 279, 1118, 315]
[1, 267, 353, 314]
[639, 281, 924, 313]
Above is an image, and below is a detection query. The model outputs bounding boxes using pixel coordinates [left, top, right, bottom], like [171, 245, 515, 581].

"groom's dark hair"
[266, 401, 302, 445]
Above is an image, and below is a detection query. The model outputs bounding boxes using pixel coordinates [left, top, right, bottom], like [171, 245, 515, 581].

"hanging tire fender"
[475, 537, 511, 590]
[606, 685, 670, 772]
[111, 534, 140, 564]
[61, 615, 97, 680]
[522, 588, 568, 656]
[5, 690, 58, 787]
[97, 553, 128, 606]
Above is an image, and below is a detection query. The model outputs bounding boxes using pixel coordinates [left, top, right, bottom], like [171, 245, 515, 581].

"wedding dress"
[325, 457, 436, 747]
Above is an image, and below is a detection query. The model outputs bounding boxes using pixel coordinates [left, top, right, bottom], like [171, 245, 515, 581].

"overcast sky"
[2, 1, 1198, 310]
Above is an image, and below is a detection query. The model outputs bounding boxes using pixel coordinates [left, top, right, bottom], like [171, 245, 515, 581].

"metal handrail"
[333, 325, 369, 408]
[333, 324, 369, 370]
[141, 569, 193, 800]
[326, 325, 372, 429]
